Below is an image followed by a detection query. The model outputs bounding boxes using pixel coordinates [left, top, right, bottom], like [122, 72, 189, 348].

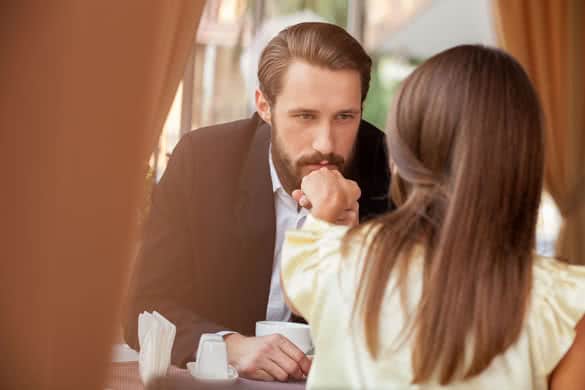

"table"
[105, 362, 306, 390]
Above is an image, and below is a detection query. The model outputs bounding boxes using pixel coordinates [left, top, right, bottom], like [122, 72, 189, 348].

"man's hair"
[257, 22, 372, 105]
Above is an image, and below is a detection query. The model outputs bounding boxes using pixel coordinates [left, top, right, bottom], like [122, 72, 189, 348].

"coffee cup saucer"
[186, 362, 239, 385]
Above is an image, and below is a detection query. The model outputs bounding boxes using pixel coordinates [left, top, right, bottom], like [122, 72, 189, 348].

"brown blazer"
[123, 113, 392, 366]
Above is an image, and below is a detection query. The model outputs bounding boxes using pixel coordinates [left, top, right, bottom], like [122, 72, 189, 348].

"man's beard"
[270, 124, 352, 195]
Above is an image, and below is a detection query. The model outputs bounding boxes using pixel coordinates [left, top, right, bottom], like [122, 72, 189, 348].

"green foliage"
[266, 0, 349, 25]
[301, 0, 348, 26]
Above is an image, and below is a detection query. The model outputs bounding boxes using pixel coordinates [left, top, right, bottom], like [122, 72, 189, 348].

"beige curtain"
[0, 1, 205, 389]
[495, 0, 585, 264]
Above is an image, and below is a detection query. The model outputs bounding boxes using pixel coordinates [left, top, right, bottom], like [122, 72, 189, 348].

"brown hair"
[257, 22, 372, 105]
[348, 45, 545, 384]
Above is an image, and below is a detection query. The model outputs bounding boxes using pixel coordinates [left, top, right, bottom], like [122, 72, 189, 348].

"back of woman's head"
[352, 45, 545, 384]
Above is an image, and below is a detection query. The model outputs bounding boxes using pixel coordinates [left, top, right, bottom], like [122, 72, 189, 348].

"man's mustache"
[297, 152, 345, 168]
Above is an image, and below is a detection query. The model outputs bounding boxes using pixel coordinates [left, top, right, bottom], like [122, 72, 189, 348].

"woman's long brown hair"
[347, 45, 545, 384]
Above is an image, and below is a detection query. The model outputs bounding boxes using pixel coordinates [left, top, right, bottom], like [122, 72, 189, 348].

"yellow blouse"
[281, 215, 585, 389]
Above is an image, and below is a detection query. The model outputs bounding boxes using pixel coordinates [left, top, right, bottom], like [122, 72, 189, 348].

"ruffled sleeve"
[528, 256, 585, 376]
[280, 215, 351, 323]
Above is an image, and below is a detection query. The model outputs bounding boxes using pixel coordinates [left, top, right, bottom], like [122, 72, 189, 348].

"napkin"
[138, 311, 176, 385]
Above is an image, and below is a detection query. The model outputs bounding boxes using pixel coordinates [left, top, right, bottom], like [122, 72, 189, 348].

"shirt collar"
[268, 144, 283, 194]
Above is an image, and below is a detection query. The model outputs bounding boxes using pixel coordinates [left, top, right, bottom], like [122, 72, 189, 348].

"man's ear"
[255, 88, 272, 125]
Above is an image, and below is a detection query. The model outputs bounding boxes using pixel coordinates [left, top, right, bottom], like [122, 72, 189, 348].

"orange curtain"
[0, 1, 205, 389]
[495, 0, 585, 264]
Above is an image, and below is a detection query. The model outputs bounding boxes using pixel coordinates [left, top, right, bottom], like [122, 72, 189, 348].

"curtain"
[0, 1, 205, 389]
[495, 0, 585, 264]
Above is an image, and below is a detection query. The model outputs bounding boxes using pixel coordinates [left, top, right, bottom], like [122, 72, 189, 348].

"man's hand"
[293, 168, 361, 227]
[224, 333, 311, 382]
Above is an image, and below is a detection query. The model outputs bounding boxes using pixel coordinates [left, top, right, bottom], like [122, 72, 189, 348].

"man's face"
[256, 60, 362, 194]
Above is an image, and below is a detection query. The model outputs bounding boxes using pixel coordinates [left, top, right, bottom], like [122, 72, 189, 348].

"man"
[124, 22, 392, 382]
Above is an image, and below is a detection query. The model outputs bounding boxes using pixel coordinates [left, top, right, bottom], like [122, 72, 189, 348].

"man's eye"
[337, 113, 354, 120]
[296, 113, 314, 120]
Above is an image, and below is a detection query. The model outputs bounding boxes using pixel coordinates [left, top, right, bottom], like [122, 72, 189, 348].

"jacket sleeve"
[123, 135, 225, 367]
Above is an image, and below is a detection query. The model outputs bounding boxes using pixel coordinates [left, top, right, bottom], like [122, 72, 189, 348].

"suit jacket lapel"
[234, 115, 275, 325]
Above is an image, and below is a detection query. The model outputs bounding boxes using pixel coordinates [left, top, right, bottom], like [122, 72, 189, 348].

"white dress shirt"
[266, 147, 308, 321]
[217, 146, 307, 337]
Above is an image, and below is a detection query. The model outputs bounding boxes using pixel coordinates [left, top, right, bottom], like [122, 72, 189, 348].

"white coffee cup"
[255, 321, 313, 354]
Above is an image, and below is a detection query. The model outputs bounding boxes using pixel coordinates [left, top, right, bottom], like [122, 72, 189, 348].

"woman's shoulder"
[532, 255, 585, 304]
[527, 256, 585, 376]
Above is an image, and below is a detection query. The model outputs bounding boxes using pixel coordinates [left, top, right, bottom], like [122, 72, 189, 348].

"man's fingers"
[335, 201, 359, 226]
[272, 339, 308, 380]
[278, 337, 305, 361]
[251, 369, 276, 382]
[347, 181, 361, 201]
[279, 340, 311, 376]
[346, 201, 359, 212]
[335, 213, 358, 225]
[269, 351, 303, 381]
[292, 189, 303, 203]
[260, 358, 289, 382]
[299, 195, 312, 209]
[293, 190, 312, 209]
[337, 202, 359, 216]
[336, 210, 358, 220]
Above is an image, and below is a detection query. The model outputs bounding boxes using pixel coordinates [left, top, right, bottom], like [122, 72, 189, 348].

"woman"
[281, 45, 585, 389]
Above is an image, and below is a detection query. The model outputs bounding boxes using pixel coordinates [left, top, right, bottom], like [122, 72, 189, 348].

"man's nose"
[312, 123, 334, 156]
